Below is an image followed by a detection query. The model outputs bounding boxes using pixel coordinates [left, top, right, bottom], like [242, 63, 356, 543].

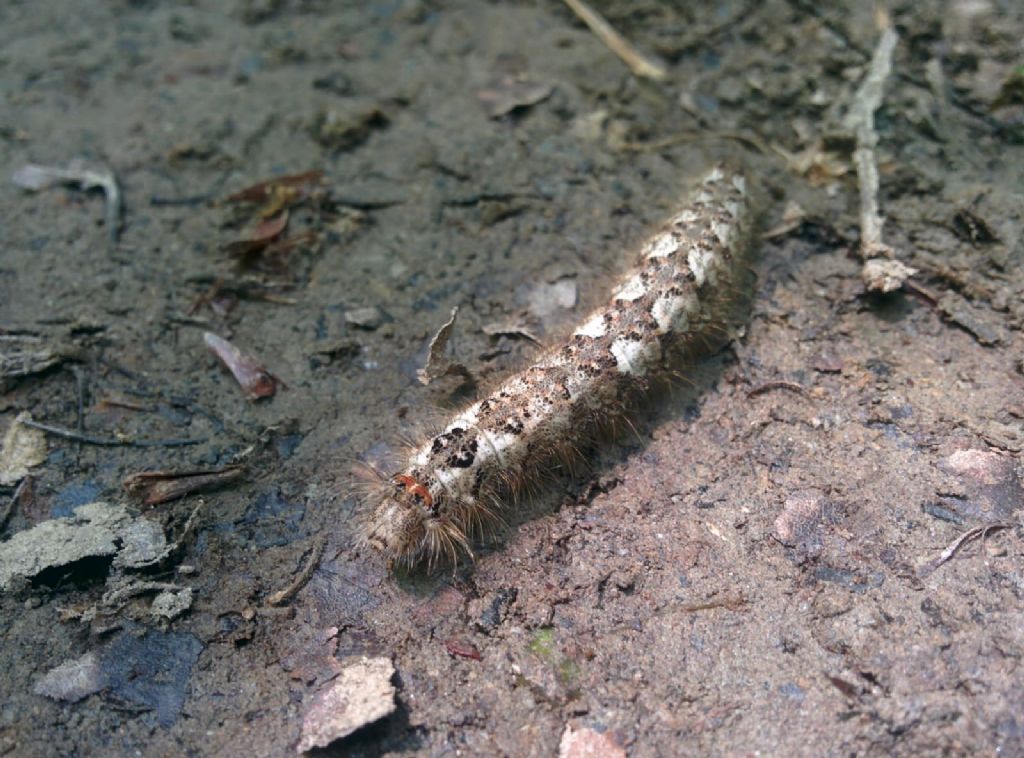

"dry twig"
[918, 523, 1011, 578]
[841, 23, 916, 292]
[561, 0, 667, 81]
[267, 535, 327, 606]
[11, 160, 122, 248]
[20, 418, 205, 448]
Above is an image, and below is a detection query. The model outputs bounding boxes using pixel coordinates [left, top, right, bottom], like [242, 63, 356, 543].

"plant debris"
[266, 535, 326, 606]
[481, 319, 542, 345]
[417, 306, 469, 385]
[223, 170, 324, 217]
[560, 0, 667, 81]
[34, 630, 204, 727]
[18, 417, 205, 448]
[204, 332, 282, 400]
[223, 210, 290, 260]
[861, 258, 918, 294]
[0, 501, 171, 590]
[0, 334, 73, 391]
[917, 523, 1011, 578]
[149, 586, 194, 620]
[11, 159, 122, 247]
[296, 656, 397, 753]
[444, 638, 482, 661]
[123, 466, 245, 506]
[0, 411, 47, 486]
[309, 105, 389, 152]
[839, 20, 908, 292]
[936, 290, 1005, 345]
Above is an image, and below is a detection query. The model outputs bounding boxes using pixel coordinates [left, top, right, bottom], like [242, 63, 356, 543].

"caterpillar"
[361, 165, 757, 570]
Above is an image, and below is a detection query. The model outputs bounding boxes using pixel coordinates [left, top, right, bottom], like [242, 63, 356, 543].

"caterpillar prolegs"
[361, 165, 757, 569]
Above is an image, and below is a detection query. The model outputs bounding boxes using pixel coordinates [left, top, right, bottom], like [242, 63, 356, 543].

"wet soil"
[1, 1, 1023, 755]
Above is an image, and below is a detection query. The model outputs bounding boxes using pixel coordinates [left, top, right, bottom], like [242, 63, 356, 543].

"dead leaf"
[417, 306, 468, 385]
[204, 332, 282, 400]
[223, 210, 290, 260]
[11, 160, 121, 246]
[123, 466, 245, 506]
[481, 319, 542, 345]
[0, 411, 47, 486]
[224, 170, 323, 207]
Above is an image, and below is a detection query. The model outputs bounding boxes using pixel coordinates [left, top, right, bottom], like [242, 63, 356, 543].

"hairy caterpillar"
[361, 165, 756, 569]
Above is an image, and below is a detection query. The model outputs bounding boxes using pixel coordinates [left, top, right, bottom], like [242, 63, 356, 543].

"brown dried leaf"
[417, 306, 469, 385]
[0, 411, 47, 486]
[223, 170, 323, 206]
[203, 332, 281, 400]
[481, 319, 542, 345]
[123, 466, 245, 506]
[223, 210, 290, 260]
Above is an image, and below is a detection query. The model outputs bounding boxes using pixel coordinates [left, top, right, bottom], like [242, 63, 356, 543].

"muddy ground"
[1, 0, 1023, 755]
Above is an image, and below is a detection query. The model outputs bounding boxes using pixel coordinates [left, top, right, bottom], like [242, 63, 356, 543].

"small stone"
[774, 490, 826, 546]
[296, 656, 396, 753]
[33, 652, 103, 703]
[0, 501, 177, 591]
[309, 105, 388, 152]
[114, 518, 169, 570]
[345, 306, 385, 331]
[559, 724, 626, 758]
[0, 502, 130, 590]
[150, 588, 194, 621]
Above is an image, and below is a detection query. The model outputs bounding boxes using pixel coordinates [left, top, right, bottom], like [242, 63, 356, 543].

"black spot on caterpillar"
[360, 165, 758, 569]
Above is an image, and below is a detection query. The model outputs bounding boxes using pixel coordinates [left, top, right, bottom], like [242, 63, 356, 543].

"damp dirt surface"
[2, 1, 1023, 755]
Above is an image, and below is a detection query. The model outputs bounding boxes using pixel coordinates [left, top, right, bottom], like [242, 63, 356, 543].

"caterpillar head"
[362, 474, 470, 569]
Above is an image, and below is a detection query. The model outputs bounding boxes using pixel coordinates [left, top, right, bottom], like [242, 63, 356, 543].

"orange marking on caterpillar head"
[393, 474, 433, 509]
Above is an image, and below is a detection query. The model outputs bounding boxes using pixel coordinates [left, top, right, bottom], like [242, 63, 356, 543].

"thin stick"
[918, 523, 1011, 578]
[562, 0, 667, 81]
[844, 25, 897, 257]
[747, 381, 808, 398]
[0, 477, 28, 530]
[72, 366, 87, 435]
[19, 418, 205, 448]
[620, 130, 770, 155]
[840, 22, 913, 297]
[267, 536, 328, 606]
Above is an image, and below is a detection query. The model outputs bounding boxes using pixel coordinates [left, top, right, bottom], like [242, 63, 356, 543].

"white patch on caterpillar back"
[613, 275, 647, 302]
[611, 337, 660, 374]
[478, 428, 518, 466]
[710, 219, 732, 246]
[644, 231, 683, 259]
[574, 313, 608, 338]
[687, 245, 717, 286]
[704, 165, 725, 184]
[651, 292, 696, 333]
